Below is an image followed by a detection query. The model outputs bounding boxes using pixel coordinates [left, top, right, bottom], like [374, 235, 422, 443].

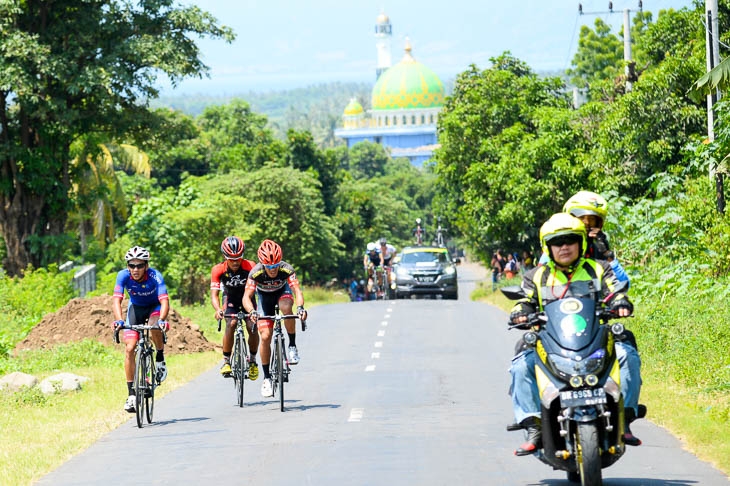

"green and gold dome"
[371, 42, 445, 111]
[343, 98, 364, 116]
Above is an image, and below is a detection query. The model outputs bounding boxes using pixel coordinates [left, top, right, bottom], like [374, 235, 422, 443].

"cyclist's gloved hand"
[157, 320, 170, 332]
[112, 320, 125, 330]
[609, 298, 633, 317]
[297, 305, 307, 321]
[214, 309, 224, 320]
[248, 310, 259, 322]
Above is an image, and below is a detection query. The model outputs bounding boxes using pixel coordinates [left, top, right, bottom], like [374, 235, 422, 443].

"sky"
[159, 0, 696, 96]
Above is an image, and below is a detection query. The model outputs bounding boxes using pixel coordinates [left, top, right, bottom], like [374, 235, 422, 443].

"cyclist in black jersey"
[242, 239, 308, 398]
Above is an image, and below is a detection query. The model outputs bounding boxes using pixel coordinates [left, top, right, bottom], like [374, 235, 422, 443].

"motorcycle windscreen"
[543, 298, 599, 352]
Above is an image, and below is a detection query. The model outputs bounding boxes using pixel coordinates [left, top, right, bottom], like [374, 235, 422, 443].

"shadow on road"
[531, 478, 700, 485]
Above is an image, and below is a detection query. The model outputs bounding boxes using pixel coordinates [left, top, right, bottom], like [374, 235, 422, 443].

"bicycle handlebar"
[113, 323, 168, 344]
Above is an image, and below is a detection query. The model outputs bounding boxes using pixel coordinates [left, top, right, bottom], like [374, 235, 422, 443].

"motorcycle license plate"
[560, 388, 607, 407]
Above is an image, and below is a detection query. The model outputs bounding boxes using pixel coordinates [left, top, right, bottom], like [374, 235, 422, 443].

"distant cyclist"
[112, 246, 170, 414]
[210, 236, 259, 380]
[242, 240, 308, 398]
[363, 242, 381, 298]
[378, 237, 397, 289]
[412, 218, 426, 245]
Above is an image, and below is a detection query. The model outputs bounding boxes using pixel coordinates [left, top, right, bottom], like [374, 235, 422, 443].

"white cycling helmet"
[366, 242, 376, 252]
[125, 246, 150, 261]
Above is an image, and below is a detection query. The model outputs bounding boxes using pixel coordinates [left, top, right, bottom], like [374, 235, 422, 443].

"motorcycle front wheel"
[576, 422, 602, 486]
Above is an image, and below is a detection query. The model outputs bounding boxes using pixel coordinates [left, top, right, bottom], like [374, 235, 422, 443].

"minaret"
[375, 11, 392, 80]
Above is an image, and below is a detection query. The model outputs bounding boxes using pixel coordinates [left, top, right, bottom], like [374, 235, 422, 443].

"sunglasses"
[548, 236, 581, 247]
[264, 263, 280, 270]
[128, 263, 147, 269]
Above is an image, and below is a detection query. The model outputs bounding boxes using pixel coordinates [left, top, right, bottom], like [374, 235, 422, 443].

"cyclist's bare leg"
[123, 335, 139, 381]
[258, 325, 273, 365]
[222, 316, 235, 355]
[279, 298, 296, 335]
[245, 317, 259, 358]
[148, 315, 165, 353]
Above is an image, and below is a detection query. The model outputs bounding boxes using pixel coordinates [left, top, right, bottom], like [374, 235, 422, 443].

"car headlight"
[396, 267, 411, 278]
[444, 266, 456, 275]
[548, 349, 606, 378]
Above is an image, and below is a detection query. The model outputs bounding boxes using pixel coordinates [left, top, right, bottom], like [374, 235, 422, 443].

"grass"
[0, 345, 218, 486]
[0, 286, 351, 485]
[475, 278, 730, 477]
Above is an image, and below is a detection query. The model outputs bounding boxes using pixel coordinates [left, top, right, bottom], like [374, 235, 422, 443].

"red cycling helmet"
[221, 236, 245, 259]
[257, 239, 282, 265]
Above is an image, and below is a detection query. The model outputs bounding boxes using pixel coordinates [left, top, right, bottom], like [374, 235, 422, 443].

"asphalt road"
[36, 263, 729, 486]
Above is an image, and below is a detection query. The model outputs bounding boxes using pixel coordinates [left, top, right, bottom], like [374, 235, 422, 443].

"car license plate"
[415, 276, 435, 282]
[559, 388, 607, 407]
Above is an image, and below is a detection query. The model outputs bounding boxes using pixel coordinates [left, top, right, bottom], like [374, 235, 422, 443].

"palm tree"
[70, 137, 151, 257]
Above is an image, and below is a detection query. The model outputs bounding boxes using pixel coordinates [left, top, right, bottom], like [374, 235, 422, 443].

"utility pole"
[578, 2, 639, 93]
[705, 0, 724, 212]
[624, 8, 635, 92]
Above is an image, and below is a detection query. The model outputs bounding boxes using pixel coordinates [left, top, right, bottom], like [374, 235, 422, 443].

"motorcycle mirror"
[500, 285, 525, 300]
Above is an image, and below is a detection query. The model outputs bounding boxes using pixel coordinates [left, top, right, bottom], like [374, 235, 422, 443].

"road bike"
[380, 265, 393, 300]
[219, 313, 255, 407]
[256, 306, 306, 412]
[115, 321, 167, 428]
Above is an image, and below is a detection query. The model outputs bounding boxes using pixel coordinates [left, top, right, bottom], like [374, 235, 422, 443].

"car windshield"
[401, 251, 450, 264]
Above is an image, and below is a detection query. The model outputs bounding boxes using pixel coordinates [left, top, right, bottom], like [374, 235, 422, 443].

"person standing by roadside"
[210, 236, 259, 380]
[112, 246, 169, 414]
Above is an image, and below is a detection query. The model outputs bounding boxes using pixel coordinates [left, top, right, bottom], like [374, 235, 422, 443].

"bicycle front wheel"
[145, 353, 155, 424]
[134, 351, 145, 428]
[232, 331, 246, 407]
[275, 336, 285, 412]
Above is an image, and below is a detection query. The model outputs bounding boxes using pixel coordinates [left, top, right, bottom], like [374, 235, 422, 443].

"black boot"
[515, 417, 542, 456]
[623, 407, 642, 446]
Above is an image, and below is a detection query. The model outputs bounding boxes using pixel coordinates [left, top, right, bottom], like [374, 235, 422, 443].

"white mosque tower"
[375, 11, 392, 80]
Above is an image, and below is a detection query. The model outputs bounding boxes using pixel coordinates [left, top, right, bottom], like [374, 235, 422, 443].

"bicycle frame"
[115, 323, 166, 428]
[255, 307, 302, 412]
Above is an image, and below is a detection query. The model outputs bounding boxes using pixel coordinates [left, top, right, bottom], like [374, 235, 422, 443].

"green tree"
[347, 141, 389, 179]
[568, 18, 623, 96]
[0, 0, 233, 275]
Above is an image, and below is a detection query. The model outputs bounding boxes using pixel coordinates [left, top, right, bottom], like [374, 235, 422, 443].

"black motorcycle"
[502, 284, 641, 486]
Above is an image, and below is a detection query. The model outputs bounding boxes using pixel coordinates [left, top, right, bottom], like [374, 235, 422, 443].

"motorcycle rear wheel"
[576, 422, 602, 486]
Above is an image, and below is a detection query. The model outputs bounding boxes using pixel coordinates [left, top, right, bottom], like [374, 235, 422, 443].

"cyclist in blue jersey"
[112, 246, 170, 413]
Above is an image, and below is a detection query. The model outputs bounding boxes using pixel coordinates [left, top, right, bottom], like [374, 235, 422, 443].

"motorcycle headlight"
[548, 349, 606, 378]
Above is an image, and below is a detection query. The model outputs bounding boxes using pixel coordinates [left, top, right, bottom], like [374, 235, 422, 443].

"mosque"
[334, 12, 445, 167]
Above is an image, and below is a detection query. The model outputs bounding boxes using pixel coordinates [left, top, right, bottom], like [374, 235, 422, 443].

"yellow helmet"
[562, 191, 608, 228]
[539, 213, 588, 260]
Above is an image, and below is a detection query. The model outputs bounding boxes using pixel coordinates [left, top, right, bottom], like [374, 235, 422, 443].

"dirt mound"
[15, 295, 219, 355]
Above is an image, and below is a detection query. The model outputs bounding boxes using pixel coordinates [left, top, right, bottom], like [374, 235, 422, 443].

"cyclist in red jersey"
[242, 239, 308, 398]
[210, 236, 259, 380]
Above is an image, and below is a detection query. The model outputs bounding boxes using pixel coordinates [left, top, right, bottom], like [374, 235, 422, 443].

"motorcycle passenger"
[563, 191, 630, 286]
[508, 213, 636, 456]
[564, 192, 643, 445]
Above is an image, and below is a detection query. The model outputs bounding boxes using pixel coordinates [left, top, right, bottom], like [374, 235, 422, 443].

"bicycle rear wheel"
[134, 351, 145, 428]
[145, 353, 155, 423]
[232, 331, 246, 407]
[275, 336, 285, 412]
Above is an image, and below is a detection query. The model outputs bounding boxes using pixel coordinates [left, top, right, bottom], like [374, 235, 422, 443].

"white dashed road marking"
[374, 341, 383, 348]
[371, 352, 380, 359]
[348, 408, 364, 422]
[365, 365, 376, 372]
[377, 330, 385, 337]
